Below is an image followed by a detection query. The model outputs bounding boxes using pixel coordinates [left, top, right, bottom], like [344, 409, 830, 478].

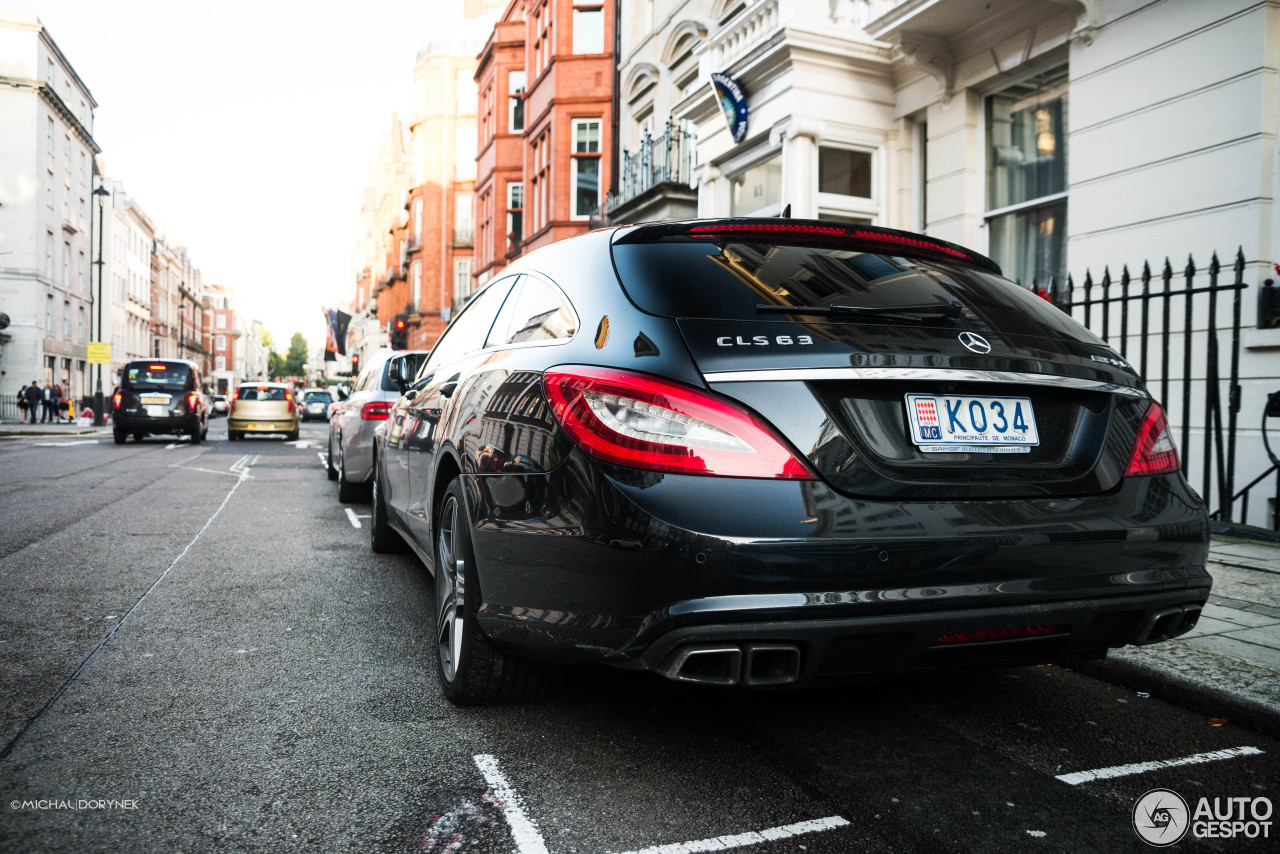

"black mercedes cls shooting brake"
[370, 218, 1211, 705]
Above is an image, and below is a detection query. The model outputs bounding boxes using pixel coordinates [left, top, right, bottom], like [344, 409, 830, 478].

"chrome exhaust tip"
[662, 644, 742, 685]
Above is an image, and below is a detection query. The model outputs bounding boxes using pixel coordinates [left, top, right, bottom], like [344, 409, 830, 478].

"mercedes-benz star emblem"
[957, 331, 992, 354]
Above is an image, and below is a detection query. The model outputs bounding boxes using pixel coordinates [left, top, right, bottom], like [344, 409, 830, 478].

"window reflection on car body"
[755, 299, 963, 324]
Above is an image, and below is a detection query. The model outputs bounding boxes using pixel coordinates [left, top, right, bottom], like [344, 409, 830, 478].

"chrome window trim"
[703, 367, 1148, 398]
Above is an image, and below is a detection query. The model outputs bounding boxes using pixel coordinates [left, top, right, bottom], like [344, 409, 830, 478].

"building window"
[216, 314, 227, 329]
[216, 334, 226, 350]
[62, 241, 71, 286]
[411, 261, 421, 310]
[78, 251, 85, 292]
[46, 294, 54, 332]
[63, 301, 71, 338]
[47, 171, 54, 208]
[730, 153, 783, 216]
[507, 182, 524, 249]
[573, 5, 604, 55]
[985, 66, 1068, 288]
[455, 192, 473, 245]
[45, 231, 54, 277]
[413, 198, 423, 244]
[508, 70, 526, 133]
[216, 356, 226, 371]
[78, 306, 86, 341]
[47, 58, 55, 85]
[571, 119, 601, 219]
[454, 258, 472, 305]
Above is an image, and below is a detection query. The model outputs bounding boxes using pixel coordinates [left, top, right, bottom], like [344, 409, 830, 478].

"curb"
[1075, 655, 1280, 741]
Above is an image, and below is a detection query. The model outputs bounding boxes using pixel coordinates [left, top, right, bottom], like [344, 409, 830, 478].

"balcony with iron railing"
[594, 120, 698, 227]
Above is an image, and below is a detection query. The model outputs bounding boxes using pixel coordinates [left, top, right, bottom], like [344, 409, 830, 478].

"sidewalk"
[0, 419, 111, 438]
[3, 416, 1278, 732]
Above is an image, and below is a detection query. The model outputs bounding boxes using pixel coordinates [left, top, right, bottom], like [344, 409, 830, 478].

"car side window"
[419, 278, 515, 376]
[494, 276, 576, 345]
[483, 275, 525, 349]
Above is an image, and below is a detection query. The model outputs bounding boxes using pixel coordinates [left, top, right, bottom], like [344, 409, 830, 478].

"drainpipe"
[610, 0, 621, 205]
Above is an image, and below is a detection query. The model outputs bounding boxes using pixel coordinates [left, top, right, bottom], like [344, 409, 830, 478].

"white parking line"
[474, 754, 549, 854]
[1056, 745, 1263, 786]
[34, 440, 99, 446]
[317, 452, 328, 468]
[472, 753, 850, 854]
[345, 508, 363, 528]
[614, 817, 852, 854]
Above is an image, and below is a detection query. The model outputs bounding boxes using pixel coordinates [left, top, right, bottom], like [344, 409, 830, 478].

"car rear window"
[611, 236, 1101, 343]
[237, 386, 287, 401]
[305, 391, 332, 403]
[124, 363, 191, 389]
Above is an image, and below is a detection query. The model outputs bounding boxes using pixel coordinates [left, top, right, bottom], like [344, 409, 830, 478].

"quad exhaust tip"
[1134, 604, 1202, 645]
[661, 643, 801, 686]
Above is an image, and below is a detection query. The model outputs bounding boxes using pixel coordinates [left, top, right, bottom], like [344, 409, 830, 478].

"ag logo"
[1133, 788, 1189, 846]
[957, 331, 991, 354]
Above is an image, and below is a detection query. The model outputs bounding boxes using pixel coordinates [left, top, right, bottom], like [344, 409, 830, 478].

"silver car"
[328, 349, 429, 501]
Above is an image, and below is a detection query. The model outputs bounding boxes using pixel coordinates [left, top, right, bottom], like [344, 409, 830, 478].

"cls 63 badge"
[716, 335, 814, 347]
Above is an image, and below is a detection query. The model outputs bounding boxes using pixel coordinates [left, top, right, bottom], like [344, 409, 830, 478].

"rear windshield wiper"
[756, 299, 963, 323]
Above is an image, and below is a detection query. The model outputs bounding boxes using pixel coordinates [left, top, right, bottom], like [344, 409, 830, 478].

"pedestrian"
[23, 381, 41, 424]
[17, 385, 28, 423]
[51, 384, 64, 423]
[41, 382, 54, 423]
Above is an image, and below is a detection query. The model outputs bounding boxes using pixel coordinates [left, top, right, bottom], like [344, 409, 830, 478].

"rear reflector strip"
[935, 625, 1066, 645]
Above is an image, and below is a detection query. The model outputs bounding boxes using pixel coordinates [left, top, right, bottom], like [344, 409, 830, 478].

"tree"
[282, 332, 308, 378]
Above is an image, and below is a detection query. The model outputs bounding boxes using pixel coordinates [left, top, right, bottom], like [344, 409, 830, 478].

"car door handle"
[440, 382, 458, 399]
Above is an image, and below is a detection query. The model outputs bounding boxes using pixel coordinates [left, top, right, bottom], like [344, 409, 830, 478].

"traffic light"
[350, 352, 360, 377]
[390, 314, 408, 350]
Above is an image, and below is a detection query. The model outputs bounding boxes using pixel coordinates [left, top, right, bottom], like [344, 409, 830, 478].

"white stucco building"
[106, 180, 156, 384]
[0, 13, 100, 408]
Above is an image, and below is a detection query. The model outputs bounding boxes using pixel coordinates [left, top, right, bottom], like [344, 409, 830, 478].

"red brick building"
[475, 0, 614, 285]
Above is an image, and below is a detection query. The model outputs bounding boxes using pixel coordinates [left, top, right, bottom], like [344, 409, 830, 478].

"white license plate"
[140, 394, 169, 404]
[144, 405, 168, 417]
[905, 393, 1039, 453]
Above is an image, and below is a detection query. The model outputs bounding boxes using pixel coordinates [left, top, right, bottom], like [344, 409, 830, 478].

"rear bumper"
[228, 418, 295, 434]
[466, 449, 1211, 680]
[114, 413, 200, 435]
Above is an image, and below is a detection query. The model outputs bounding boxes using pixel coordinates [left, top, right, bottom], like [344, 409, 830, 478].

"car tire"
[434, 478, 553, 706]
[113, 429, 125, 445]
[369, 463, 406, 554]
[229, 430, 239, 441]
[337, 447, 366, 503]
[326, 433, 338, 481]
[190, 421, 202, 444]
[288, 428, 300, 441]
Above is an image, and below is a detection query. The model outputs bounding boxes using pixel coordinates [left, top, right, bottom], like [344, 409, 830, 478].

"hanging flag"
[332, 309, 351, 356]
[710, 72, 749, 144]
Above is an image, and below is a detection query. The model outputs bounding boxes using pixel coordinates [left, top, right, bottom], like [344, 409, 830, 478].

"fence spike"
[1084, 269, 1093, 289]
[1102, 265, 1111, 286]
[1142, 260, 1152, 289]
[1210, 251, 1220, 275]
[1163, 257, 1173, 279]
[1185, 254, 1196, 277]
[1235, 247, 1246, 273]
[1121, 264, 1131, 287]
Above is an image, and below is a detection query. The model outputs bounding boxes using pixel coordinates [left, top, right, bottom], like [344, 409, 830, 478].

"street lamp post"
[92, 182, 110, 426]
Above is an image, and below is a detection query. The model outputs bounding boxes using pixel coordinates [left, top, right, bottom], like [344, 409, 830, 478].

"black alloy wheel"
[326, 432, 338, 481]
[433, 478, 551, 705]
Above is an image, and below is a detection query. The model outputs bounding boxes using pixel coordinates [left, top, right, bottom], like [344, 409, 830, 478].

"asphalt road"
[1, 418, 1276, 853]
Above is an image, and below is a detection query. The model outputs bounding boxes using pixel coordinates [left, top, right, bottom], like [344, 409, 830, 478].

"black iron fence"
[1044, 248, 1277, 529]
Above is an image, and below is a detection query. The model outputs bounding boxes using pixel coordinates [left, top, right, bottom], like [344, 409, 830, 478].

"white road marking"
[344, 508, 362, 528]
[474, 754, 550, 854]
[34, 440, 99, 446]
[317, 452, 328, 468]
[613, 817, 852, 854]
[1056, 745, 1264, 786]
[472, 752, 850, 854]
[285, 439, 315, 449]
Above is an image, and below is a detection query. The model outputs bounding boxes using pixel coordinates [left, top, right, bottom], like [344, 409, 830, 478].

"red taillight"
[542, 366, 816, 479]
[148, 363, 167, 371]
[361, 401, 392, 421]
[187, 392, 199, 410]
[686, 223, 975, 263]
[936, 625, 1066, 645]
[1125, 402, 1180, 477]
[285, 391, 294, 414]
[112, 392, 122, 410]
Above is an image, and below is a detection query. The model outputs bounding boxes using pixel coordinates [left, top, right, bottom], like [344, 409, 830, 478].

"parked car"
[328, 349, 430, 501]
[210, 394, 229, 417]
[368, 219, 1212, 706]
[111, 359, 210, 444]
[227, 382, 300, 440]
[301, 388, 334, 422]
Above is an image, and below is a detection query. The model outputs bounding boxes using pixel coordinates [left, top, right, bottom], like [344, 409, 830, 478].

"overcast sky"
[10, 0, 467, 351]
